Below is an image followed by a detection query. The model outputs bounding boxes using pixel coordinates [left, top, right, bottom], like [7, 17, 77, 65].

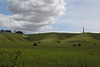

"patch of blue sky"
[0, 0, 12, 15]
[0, 0, 11, 30]
[0, 26, 9, 30]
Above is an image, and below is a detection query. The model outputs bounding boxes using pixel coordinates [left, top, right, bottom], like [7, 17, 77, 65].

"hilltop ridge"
[0, 33, 100, 47]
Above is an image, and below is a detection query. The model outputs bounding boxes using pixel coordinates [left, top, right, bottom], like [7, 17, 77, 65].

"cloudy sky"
[0, 0, 100, 33]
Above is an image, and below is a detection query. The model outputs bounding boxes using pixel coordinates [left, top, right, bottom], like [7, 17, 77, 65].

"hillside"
[25, 33, 78, 43]
[61, 33, 96, 43]
[25, 33, 100, 44]
[0, 33, 100, 47]
[0, 33, 30, 47]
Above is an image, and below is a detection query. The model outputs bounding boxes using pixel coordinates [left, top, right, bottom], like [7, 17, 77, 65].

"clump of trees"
[0, 30, 11, 33]
[0, 29, 24, 34]
[16, 31, 23, 34]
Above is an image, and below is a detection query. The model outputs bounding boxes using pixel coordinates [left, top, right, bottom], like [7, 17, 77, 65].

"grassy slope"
[0, 33, 30, 47]
[89, 33, 100, 42]
[61, 33, 96, 43]
[25, 33, 100, 44]
[0, 33, 100, 46]
[25, 33, 78, 43]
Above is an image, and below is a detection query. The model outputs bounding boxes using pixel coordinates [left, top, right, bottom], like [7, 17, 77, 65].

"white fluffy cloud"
[0, 14, 10, 27]
[0, 0, 66, 32]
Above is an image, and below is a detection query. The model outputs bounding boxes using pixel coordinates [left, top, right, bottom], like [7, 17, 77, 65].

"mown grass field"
[0, 33, 100, 67]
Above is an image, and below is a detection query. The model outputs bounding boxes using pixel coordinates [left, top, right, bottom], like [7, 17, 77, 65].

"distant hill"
[62, 34, 96, 43]
[0, 33, 100, 47]
[25, 33, 100, 43]
[25, 33, 78, 43]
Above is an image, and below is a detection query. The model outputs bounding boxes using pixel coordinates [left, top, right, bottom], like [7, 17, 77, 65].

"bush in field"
[38, 41, 41, 43]
[73, 44, 76, 46]
[33, 43, 38, 46]
[78, 44, 81, 46]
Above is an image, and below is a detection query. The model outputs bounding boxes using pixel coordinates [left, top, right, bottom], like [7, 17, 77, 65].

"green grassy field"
[0, 33, 100, 67]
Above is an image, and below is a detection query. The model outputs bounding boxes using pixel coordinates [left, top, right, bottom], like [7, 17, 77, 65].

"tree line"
[0, 30, 23, 34]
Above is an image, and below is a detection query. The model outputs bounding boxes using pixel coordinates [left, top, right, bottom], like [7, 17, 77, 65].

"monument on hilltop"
[83, 27, 84, 33]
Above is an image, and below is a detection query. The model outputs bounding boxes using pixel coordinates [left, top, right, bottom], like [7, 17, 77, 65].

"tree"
[0, 29, 4, 32]
[16, 31, 23, 34]
[5, 30, 12, 33]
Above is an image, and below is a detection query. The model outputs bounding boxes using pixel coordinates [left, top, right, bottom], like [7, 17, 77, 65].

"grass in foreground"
[0, 43, 100, 67]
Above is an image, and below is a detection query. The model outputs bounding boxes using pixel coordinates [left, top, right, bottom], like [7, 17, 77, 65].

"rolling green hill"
[0, 32, 100, 47]
[25, 33, 100, 43]
[0, 33, 30, 47]
[61, 33, 96, 43]
[25, 33, 78, 43]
